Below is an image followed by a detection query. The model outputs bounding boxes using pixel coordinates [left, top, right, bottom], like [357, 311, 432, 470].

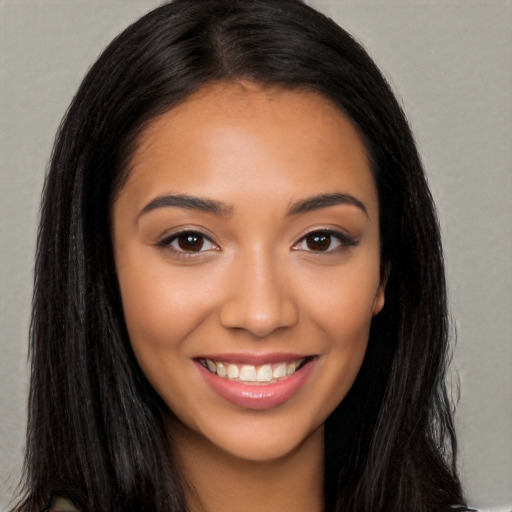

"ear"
[372, 262, 390, 316]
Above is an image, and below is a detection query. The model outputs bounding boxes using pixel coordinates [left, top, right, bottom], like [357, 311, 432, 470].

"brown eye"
[305, 232, 332, 252]
[294, 230, 357, 253]
[177, 233, 204, 252]
[157, 230, 216, 254]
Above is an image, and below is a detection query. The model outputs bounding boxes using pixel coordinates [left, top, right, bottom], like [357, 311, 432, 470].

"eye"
[293, 230, 357, 253]
[157, 230, 217, 253]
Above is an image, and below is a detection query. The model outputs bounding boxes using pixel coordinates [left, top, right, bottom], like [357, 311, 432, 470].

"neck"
[170, 421, 324, 512]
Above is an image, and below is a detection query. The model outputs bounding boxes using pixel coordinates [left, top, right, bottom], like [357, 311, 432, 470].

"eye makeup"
[155, 229, 220, 260]
[292, 229, 358, 253]
[154, 225, 359, 264]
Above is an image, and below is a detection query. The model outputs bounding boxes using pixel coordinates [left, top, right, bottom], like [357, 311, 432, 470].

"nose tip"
[219, 260, 299, 337]
[220, 295, 299, 338]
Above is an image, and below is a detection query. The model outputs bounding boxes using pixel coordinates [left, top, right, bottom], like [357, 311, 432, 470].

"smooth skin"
[113, 81, 385, 512]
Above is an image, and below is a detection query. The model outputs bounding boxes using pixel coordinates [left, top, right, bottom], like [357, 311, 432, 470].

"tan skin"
[113, 81, 385, 512]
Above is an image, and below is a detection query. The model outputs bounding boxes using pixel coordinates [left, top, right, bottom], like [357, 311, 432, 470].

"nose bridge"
[219, 244, 298, 337]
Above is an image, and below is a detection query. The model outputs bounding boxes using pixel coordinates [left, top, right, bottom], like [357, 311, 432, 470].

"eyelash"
[156, 229, 357, 258]
[293, 229, 358, 253]
[156, 230, 218, 258]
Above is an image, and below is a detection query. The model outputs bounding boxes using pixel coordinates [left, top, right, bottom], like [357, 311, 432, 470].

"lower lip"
[196, 360, 316, 410]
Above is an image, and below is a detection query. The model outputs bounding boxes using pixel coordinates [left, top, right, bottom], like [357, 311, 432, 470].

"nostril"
[219, 257, 299, 336]
[219, 297, 299, 337]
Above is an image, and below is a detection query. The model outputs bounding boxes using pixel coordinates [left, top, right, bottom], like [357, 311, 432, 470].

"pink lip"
[196, 352, 310, 365]
[195, 356, 317, 411]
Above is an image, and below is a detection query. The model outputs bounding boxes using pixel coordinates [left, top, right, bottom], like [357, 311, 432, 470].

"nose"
[219, 249, 299, 338]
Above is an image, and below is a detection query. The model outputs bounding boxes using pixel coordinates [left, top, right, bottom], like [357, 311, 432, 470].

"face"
[113, 81, 385, 462]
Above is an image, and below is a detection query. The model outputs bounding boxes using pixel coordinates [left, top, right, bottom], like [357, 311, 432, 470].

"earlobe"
[372, 285, 385, 316]
[372, 262, 390, 316]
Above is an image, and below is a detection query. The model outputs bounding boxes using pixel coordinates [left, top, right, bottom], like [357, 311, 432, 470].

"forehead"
[120, 81, 377, 218]
[133, 81, 366, 163]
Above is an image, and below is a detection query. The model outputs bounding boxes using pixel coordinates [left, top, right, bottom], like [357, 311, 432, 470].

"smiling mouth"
[198, 356, 316, 383]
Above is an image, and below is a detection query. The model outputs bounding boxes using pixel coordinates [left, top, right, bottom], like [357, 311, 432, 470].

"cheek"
[116, 262, 216, 422]
[298, 259, 381, 393]
[318, 287, 373, 378]
[116, 252, 216, 368]
[300, 259, 382, 340]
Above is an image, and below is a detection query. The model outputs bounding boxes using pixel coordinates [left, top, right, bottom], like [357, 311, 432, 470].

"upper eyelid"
[293, 228, 357, 245]
[155, 232, 218, 256]
[156, 228, 216, 245]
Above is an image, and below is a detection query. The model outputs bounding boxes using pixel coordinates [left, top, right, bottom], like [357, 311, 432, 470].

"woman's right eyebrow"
[137, 193, 234, 219]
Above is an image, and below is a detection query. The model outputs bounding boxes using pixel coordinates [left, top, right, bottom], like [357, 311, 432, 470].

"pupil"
[178, 234, 204, 251]
[306, 233, 330, 251]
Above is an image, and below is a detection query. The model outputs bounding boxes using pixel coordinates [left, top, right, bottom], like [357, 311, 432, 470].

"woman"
[15, 0, 468, 510]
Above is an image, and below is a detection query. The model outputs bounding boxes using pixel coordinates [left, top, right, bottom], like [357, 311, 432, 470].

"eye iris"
[178, 233, 204, 251]
[306, 233, 331, 251]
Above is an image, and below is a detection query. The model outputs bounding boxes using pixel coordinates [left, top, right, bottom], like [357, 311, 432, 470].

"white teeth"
[239, 365, 257, 382]
[216, 362, 227, 377]
[201, 358, 308, 382]
[273, 364, 287, 379]
[257, 364, 273, 382]
[227, 364, 239, 379]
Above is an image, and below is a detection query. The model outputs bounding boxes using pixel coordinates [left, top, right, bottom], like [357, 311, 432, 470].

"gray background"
[1, 1, 511, 510]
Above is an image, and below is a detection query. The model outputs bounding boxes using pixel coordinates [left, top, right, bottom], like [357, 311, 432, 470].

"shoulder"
[44, 495, 81, 511]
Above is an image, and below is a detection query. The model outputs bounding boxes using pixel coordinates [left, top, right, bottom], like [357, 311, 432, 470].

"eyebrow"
[138, 193, 234, 218]
[286, 192, 367, 216]
[138, 191, 367, 219]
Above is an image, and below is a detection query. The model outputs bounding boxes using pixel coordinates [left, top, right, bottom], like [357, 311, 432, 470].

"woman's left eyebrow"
[286, 192, 367, 216]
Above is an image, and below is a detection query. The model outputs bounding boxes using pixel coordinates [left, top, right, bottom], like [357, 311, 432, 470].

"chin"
[220, 428, 322, 463]
[170, 401, 328, 465]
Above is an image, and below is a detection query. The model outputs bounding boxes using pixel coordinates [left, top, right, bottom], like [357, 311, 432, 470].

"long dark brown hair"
[15, 0, 466, 510]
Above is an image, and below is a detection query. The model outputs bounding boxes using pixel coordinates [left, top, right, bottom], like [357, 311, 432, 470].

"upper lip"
[194, 352, 314, 365]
